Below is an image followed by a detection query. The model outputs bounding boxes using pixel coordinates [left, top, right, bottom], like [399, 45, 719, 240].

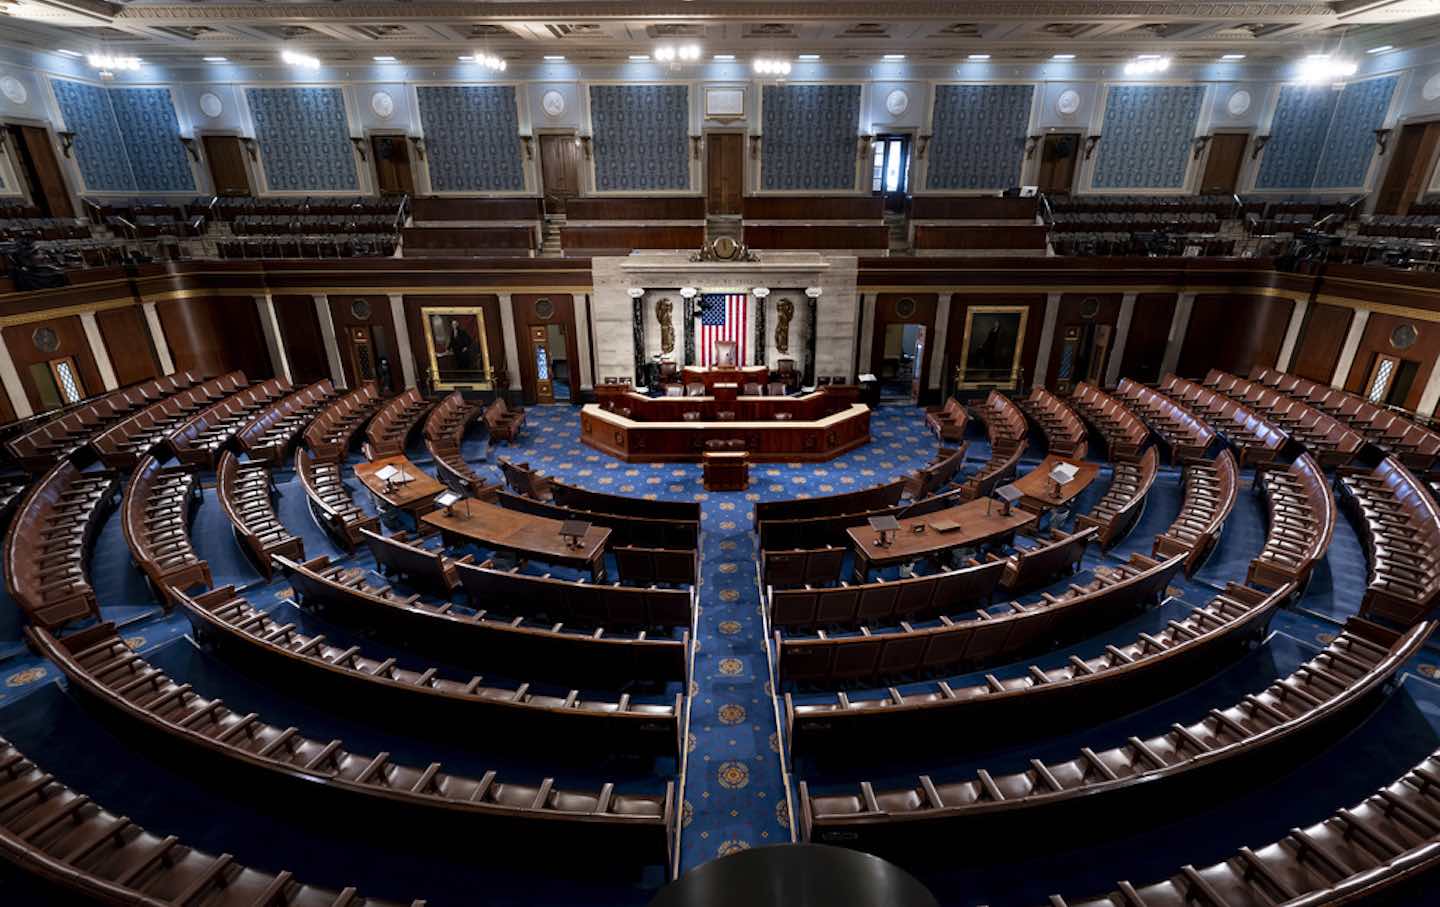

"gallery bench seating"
[92, 372, 247, 469]
[924, 397, 969, 443]
[175, 586, 682, 758]
[165, 378, 294, 469]
[1017, 387, 1089, 458]
[1000, 526, 1098, 593]
[551, 479, 701, 522]
[498, 490, 701, 550]
[424, 390, 490, 496]
[614, 546, 699, 586]
[1068, 382, 1149, 462]
[1250, 366, 1440, 472]
[1339, 455, 1440, 626]
[2, 461, 119, 630]
[1156, 374, 1289, 467]
[1044, 744, 1440, 907]
[776, 552, 1183, 686]
[30, 622, 676, 866]
[4, 371, 206, 471]
[0, 735, 422, 907]
[754, 479, 906, 526]
[215, 452, 303, 580]
[786, 581, 1290, 758]
[456, 559, 695, 630]
[767, 557, 1006, 633]
[362, 527, 471, 594]
[760, 547, 847, 589]
[799, 616, 1431, 852]
[1153, 449, 1240, 575]
[303, 381, 384, 460]
[1204, 369, 1362, 467]
[363, 388, 433, 459]
[278, 554, 688, 686]
[295, 448, 379, 552]
[484, 399, 525, 443]
[121, 455, 210, 605]
[233, 379, 337, 464]
[1247, 452, 1335, 590]
[905, 444, 968, 500]
[1076, 446, 1159, 548]
[1115, 378, 1217, 462]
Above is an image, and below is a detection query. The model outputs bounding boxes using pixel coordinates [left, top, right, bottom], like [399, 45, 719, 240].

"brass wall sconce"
[57, 131, 76, 158]
[1083, 135, 1101, 160]
[408, 135, 425, 161]
[578, 135, 592, 160]
[690, 135, 702, 160]
[1374, 128, 1393, 155]
[1251, 135, 1271, 160]
[520, 135, 533, 160]
[179, 136, 199, 162]
[1192, 135, 1213, 160]
[749, 135, 761, 159]
[917, 134, 932, 159]
[349, 137, 367, 162]
[1025, 135, 1041, 160]
[241, 138, 259, 162]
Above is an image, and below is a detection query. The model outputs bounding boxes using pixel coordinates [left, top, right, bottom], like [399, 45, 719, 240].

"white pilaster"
[497, 293, 522, 393]
[79, 312, 118, 391]
[0, 334, 32, 418]
[387, 294, 417, 389]
[1032, 292, 1062, 388]
[1104, 293, 1137, 388]
[255, 294, 292, 384]
[573, 293, 595, 392]
[928, 293, 952, 392]
[314, 294, 347, 388]
[1416, 356, 1440, 416]
[856, 294, 875, 376]
[1333, 308, 1370, 389]
[1275, 297, 1310, 372]
[1159, 292, 1196, 378]
[141, 302, 175, 375]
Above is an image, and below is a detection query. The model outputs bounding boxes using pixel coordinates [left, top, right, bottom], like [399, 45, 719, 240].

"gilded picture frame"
[954, 305, 1030, 390]
[422, 305, 494, 390]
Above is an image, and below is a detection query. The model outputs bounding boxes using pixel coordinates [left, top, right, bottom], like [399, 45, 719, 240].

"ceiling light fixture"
[1367, 45, 1395, 54]
[203, 56, 228, 63]
[88, 53, 141, 72]
[1052, 53, 1076, 61]
[798, 54, 820, 61]
[1124, 55, 1171, 75]
[56, 49, 84, 58]
[281, 49, 320, 70]
[543, 55, 566, 61]
[473, 53, 507, 71]
[373, 55, 397, 63]
[753, 58, 792, 76]
[1220, 53, 1246, 61]
[967, 54, 991, 61]
[629, 54, 651, 62]
[655, 44, 701, 63]
[713, 54, 735, 61]
[1295, 54, 1357, 83]
[882, 54, 906, 61]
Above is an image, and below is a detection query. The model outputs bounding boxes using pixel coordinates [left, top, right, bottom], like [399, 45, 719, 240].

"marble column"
[313, 295, 346, 388]
[1032, 293, 1062, 388]
[1103, 293, 1137, 388]
[573, 293, 595, 392]
[79, 311, 118, 391]
[255, 294, 292, 384]
[1275, 297, 1310, 373]
[928, 293, 952, 393]
[856, 294, 874, 376]
[1159, 292, 1196, 378]
[496, 292, 522, 394]
[1333, 309, 1370, 389]
[141, 302, 175, 375]
[386, 294, 417, 388]
[0, 338, 32, 418]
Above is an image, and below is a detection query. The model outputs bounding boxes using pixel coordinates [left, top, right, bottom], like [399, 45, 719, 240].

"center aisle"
[507, 404, 940, 872]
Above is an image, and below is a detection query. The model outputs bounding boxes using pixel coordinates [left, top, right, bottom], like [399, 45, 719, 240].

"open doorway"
[871, 134, 911, 213]
[546, 322, 570, 402]
[878, 322, 925, 401]
[1037, 133, 1081, 196]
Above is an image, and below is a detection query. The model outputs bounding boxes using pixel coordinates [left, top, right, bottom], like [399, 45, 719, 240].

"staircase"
[540, 215, 564, 257]
[886, 212, 911, 255]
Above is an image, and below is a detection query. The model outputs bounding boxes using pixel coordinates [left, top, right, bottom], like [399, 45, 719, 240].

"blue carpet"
[1193, 471, 1266, 589]
[191, 484, 265, 589]
[1300, 500, 1370, 624]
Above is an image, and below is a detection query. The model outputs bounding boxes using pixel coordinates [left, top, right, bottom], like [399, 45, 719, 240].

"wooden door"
[1199, 134, 1248, 195]
[370, 135, 415, 196]
[539, 134, 580, 213]
[344, 325, 378, 388]
[706, 133, 744, 215]
[527, 325, 556, 404]
[12, 126, 73, 218]
[1376, 123, 1440, 215]
[1037, 134, 1080, 195]
[202, 135, 252, 197]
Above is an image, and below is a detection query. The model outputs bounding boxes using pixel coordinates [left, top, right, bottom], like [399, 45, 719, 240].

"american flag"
[697, 292, 747, 367]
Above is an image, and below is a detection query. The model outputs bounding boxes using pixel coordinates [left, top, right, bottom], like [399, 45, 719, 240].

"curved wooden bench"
[121, 455, 209, 605]
[1205, 369, 1362, 467]
[175, 585, 683, 758]
[1001, 526, 1098, 593]
[1248, 452, 1334, 591]
[0, 735, 422, 906]
[786, 581, 1290, 757]
[165, 378, 292, 469]
[423, 391, 492, 496]
[1077, 446, 1159, 548]
[30, 622, 675, 868]
[777, 552, 1183, 686]
[923, 397, 968, 443]
[216, 452, 303, 580]
[302, 381, 383, 461]
[1017, 386, 1089, 458]
[1069, 382, 1149, 462]
[278, 555, 688, 686]
[767, 556, 1006, 632]
[1158, 374, 1288, 467]
[363, 388, 433, 459]
[294, 447, 379, 552]
[1153, 449, 1239, 576]
[498, 458, 553, 501]
[1115, 378, 1215, 462]
[233, 379, 336, 464]
[2, 460, 119, 630]
[800, 616, 1433, 850]
[754, 479, 906, 526]
[456, 558, 695, 630]
[1339, 455, 1440, 626]
[498, 490, 701, 550]
[92, 373, 245, 469]
[903, 443, 968, 500]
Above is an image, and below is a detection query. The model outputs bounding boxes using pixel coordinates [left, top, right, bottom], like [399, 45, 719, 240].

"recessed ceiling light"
[882, 54, 906, 61]
[1367, 45, 1394, 54]
[798, 54, 820, 61]
[713, 54, 735, 61]
[543, 55, 566, 61]
[203, 56, 228, 63]
[56, 49, 83, 58]
[629, 54, 651, 62]
[1220, 54, 1246, 61]
[373, 55, 397, 63]
[1052, 53, 1076, 61]
[967, 54, 991, 61]
[281, 50, 320, 70]
[457, 55, 473, 61]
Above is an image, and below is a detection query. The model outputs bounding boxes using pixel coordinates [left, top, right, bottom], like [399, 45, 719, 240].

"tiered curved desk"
[423, 391, 490, 496]
[294, 448, 379, 552]
[1157, 374, 1288, 467]
[122, 455, 209, 604]
[302, 381, 383, 461]
[1017, 386, 1089, 457]
[1115, 378, 1216, 462]
[216, 452, 304, 579]
[364, 388, 433, 459]
[1069, 382, 1149, 462]
[1204, 369, 1362, 467]
[1153, 449, 1239, 575]
[961, 391, 1029, 500]
[233, 379, 337, 464]
[1077, 445, 1158, 547]
[1247, 452, 1334, 591]
[92, 372, 245, 469]
[165, 378, 292, 469]
[1339, 454, 1440, 625]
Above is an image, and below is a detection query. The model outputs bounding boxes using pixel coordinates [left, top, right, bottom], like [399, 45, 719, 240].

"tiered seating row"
[767, 557, 1006, 632]
[233, 379, 338, 464]
[216, 453, 304, 579]
[121, 455, 209, 604]
[485, 399, 525, 442]
[363, 528, 470, 594]
[1153, 449, 1239, 575]
[1204, 369, 1362, 467]
[924, 397, 968, 444]
[961, 392, 1029, 500]
[303, 381, 384, 461]
[1017, 386, 1089, 458]
[166, 378, 294, 469]
[456, 558, 695, 630]
[1001, 526, 1098, 593]
[754, 479, 906, 526]
[904, 444, 968, 501]
[176, 586, 682, 757]
[800, 617, 1432, 849]
[1157, 374, 1289, 467]
[31, 623, 675, 865]
[1339, 455, 1440, 626]
[1069, 382, 1149, 462]
[92, 372, 246, 469]
[499, 490, 701, 550]
[1076, 446, 1158, 548]
[1247, 453, 1335, 591]
[364, 388, 432, 459]
[423, 391, 491, 497]
[295, 448, 379, 553]
[1115, 378, 1216, 462]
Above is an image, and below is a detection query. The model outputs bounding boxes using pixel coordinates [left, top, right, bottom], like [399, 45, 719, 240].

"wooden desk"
[1008, 455, 1100, 514]
[681, 366, 769, 393]
[846, 498, 1035, 581]
[581, 402, 871, 463]
[422, 497, 611, 579]
[354, 456, 446, 520]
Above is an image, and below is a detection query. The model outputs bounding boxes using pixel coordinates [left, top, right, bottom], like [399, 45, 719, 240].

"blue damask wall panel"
[244, 87, 357, 192]
[927, 84, 1034, 190]
[1255, 86, 1339, 189]
[51, 78, 134, 192]
[589, 84, 689, 191]
[762, 84, 862, 190]
[108, 88, 194, 192]
[1093, 85, 1205, 189]
[416, 86, 525, 192]
[1314, 76, 1399, 188]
